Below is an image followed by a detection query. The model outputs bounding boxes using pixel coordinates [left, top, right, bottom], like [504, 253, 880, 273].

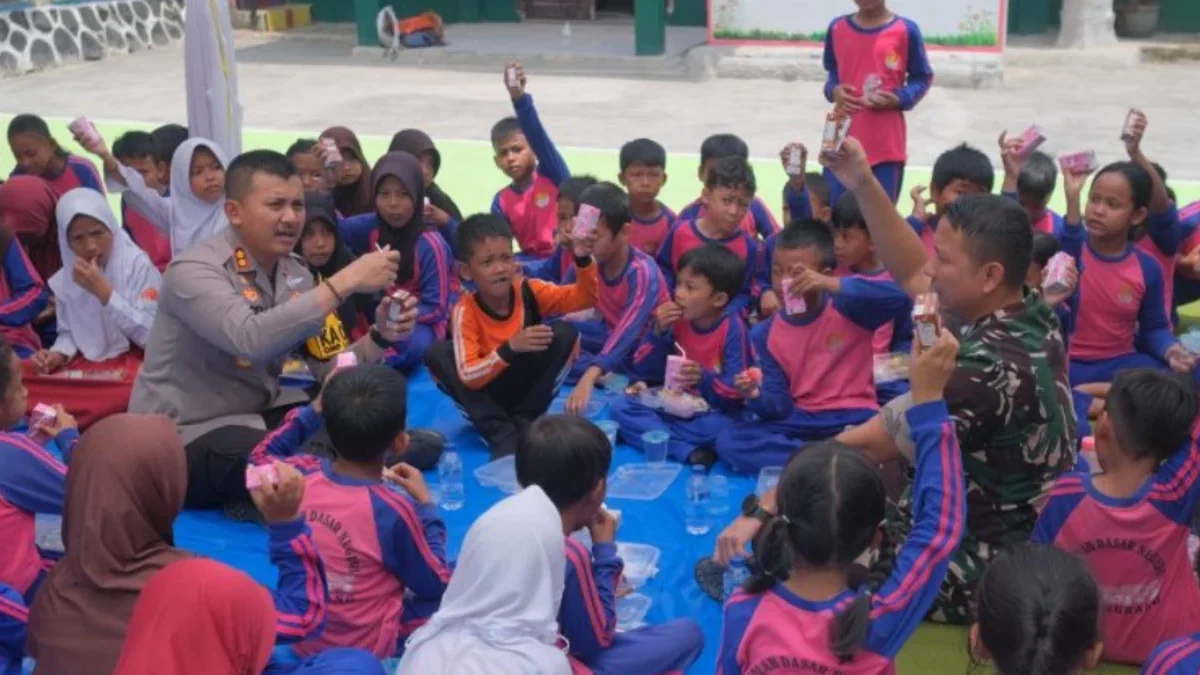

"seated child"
[971, 545, 1102, 675]
[149, 123, 189, 188]
[830, 193, 914, 405]
[1001, 145, 1063, 237]
[0, 182, 50, 358]
[1060, 161, 1195, 385]
[321, 126, 374, 217]
[424, 214, 597, 457]
[906, 144, 994, 257]
[490, 62, 570, 260]
[516, 415, 704, 674]
[249, 365, 451, 659]
[1124, 115, 1186, 321]
[523, 175, 598, 284]
[6, 114, 102, 194]
[721, 331, 964, 673]
[339, 152, 452, 372]
[287, 139, 333, 195]
[0, 582, 25, 675]
[713, 224, 910, 473]
[1029, 231, 1077, 342]
[609, 244, 750, 465]
[295, 194, 371, 368]
[389, 129, 465, 246]
[0, 175, 64, 287]
[1032, 369, 1200, 664]
[0, 338, 79, 600]
[563, 183, 668, 410]
[618, 138, 675, 255]
[24, 189, 161, 429]
[781, 157, 832, 226]
[1173, 201, 1200, 319]
[656, 156, 761, 315]
[678, 133, 779, 239]
[111, 132, 171, 271]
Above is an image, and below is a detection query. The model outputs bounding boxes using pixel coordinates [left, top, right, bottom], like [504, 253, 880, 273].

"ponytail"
[743, 515, 791, 594]
[831, 593, 872, 663]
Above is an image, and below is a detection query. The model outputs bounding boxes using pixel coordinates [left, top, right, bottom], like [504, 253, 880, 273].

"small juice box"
[387, 289, 410, 325]
[1016, 125, 1046, 157]
[785, 145, 803, 176]
[28, 403, 56, 445]
[780, 277, 807, 315]
[68, 116, 99, 146]
[1042, 252, 1073, 295]
[572, 204, 601, 240]
[912, 293, 941, 348]
[505, 65, 520, 88]
[334, 351, 358, 370]
[664, 355, 686, 392]
[320, 137, 342, 170]
[1058, 150, 1098, 174]
[820, 113, 851, 156]
[1120, 109, 1141, 142]
[245, 463, 280, 490]
[863, 75, 883, 100]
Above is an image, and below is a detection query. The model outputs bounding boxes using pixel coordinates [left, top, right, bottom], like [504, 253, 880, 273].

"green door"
[669, 0, 705, 27]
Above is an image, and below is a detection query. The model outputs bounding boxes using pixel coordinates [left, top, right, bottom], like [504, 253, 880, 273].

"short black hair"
[619, 138, 667, 172]
[705, 156, 757, 196]
[1094, 161, 1153, 212]
[775, 220, 837, 270]
[111, 131, 158, 162]
[700, 133, 749, 166]
[6, 113, 53, 141]
[677, 243, 745, 300]
[579, 182, 630, 238]
[150, 124, 189, 164]
[1106, 369, 1198, 463]
[457, 213, 513, 262]
[225, 150, 295, 200]
[806, 172, 831, 211]
[1017, 151, 1058, 204]
[321, 365, 409, 463]
[516, 415, 612, 509]
[941, 194, 1032, 290]
[932, 143, 994, 193]
[286, 138, 318, 159]
[490, 117, 522, 147]
[1031, 231, 1060, 268]
[558, 175, 598, 206]
[830, 192, 867, 233]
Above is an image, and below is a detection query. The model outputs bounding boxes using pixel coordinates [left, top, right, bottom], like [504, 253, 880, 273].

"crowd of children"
[4, 0, 1200, 672]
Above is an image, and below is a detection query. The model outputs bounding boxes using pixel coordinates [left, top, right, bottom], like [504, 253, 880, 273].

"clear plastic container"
[473, 455, 520, 494]
[616, 593, 652, 631]
[685, 465, 712, 535]
[617, 542, 661, 589]
[641, 429, 669, 464]
[605, 463, 682, 501]
[756, 466, 784, 497]
[596, 420, 619, 449]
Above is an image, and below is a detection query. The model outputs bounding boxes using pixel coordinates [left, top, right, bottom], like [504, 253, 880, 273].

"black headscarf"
[321, 126, 374, 217]
[296, 192, 362, 332]
[371, 152, 428, 284]
[388, 129, 463, 223]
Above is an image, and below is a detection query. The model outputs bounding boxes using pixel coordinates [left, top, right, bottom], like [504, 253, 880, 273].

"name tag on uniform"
[286, 275, 304, 288]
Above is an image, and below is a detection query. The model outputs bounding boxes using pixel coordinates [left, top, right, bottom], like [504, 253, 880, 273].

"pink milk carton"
[912, 293, 941, 348]
[505, 65, 520, 89]
[245, 463, 280, 490]
[1016, 125, 1046, 158]
[1042, 252, 1073, 296]
[785, 145, 803, 176]
[863, 74, 883, 100]
[334, 351, 358, 370]
[572, 204, 601, 240]
[1120, 109, 1141, 142]
[386, 289, 412, 328]
[27, 403, 56, 445]
[780, 277, 807, 315]
[664, 355, 686, 392]
[1058, 151, 1098, 174]
[320, 137, 342, 170]
[68, 116, 100, 148]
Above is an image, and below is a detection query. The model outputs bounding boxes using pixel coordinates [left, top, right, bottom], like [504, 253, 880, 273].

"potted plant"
[1115, 0, 1161, 38]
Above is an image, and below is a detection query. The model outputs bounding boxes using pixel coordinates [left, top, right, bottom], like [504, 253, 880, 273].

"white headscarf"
[50, 188, 159, 362]
[167, 138, 229, 252]
[398, 486, 570, 675]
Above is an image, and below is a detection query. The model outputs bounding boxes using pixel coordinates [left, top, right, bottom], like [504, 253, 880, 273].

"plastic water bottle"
[438, 451, 465, 511]
[685, 465, 711, 535]
[723, 555, 750, 601]
[708, 473, 730, 517]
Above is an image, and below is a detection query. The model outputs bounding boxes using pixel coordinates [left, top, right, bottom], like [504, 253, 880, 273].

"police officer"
[129, 150, 418, 508]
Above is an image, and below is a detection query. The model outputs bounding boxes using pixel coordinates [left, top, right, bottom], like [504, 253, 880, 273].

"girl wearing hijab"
[0, 180, 52, 357]
[0, 175, 64, 286]
[6, 114, 104, 195]
[399, 485, 570, 675]
[24, 189, 161, 428]
[321, 127, 375, 217]
[114, 558, 387, 675]
[340, 152, 452, 372]
[295, 193, 370, 365]
[388, 129, 463, 242]
[79, 129, 229, 255]
[27, 415, 329, 675]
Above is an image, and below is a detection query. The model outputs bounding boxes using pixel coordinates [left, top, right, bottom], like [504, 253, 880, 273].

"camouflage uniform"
[871, 290, 1077, 624]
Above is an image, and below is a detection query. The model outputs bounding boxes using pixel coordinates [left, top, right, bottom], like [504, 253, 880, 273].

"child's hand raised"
[509, 324, 554, 352]
[384, 463, 433, 505]
[249, 462, 306, 524]
[909, 327, 959, 404]
[789, 264, 838, 296]
[779, 142, 807, 177]
[819, 137, 872, 192]
[1062, 168, 1091, 200]
[997, 130, 1026, 177]
[1123, 109, 1147, 158]
[909, 184, 929, 220]
[72, 126, 109, 159]
[503, 61, 527, 101]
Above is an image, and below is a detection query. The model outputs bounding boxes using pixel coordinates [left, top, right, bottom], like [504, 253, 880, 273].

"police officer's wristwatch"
[741, 494, 774, 524]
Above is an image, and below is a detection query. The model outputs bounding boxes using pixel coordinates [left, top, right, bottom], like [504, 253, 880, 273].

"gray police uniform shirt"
[128, 228, 329, 444]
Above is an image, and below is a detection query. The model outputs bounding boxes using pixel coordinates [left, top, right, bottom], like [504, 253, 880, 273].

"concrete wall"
[0, 0, 185, 77]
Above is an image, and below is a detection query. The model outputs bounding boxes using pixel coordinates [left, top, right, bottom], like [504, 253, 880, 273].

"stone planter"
[1116, 2, 1161, 38]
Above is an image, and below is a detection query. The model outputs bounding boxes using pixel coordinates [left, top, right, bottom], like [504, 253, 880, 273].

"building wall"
[314, 0, 705, 25]
[1008, 0, 1200, 35]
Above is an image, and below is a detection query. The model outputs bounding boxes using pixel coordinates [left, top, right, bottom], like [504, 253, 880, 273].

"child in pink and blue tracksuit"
[657, 157, 762, 317]
[0, 583, 23, 675]
[564, 183, 669, 414]
[619, 139, 676, 256]
[720, 339, 964, 674]
[523, 176, 598, 285]
[7, 114, 103, 195]
[339, 152, 452, 373]
[1059, 161, 1195, 385]
[516, 415, 704, 675]
[1145, 635, 1200, 675]
[714, 224, 910, 473]
[1001, 149, 1065, 239]
[677, 134, 778, 241]
[491, 63, 571, 262]
[904, 144, 994, 259]
[822, 1, 932, 206]
[1171, 200, 1200, 320]
[610, 244, 751, 465]
[1032, 369, 1200, 665]
[250, 365, 452, 659]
